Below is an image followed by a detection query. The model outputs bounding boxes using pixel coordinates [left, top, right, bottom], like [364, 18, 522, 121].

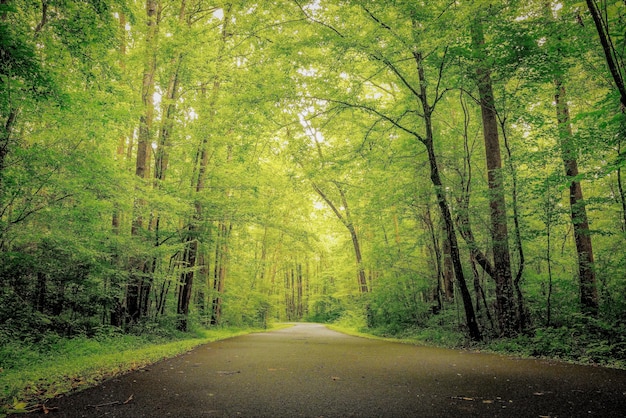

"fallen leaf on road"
[482, 400, 493, 404]
[331, 376, 341, 381]
[123, 394, 134, 404]
[217, 370, 241, 376]
[451, 396, 474, 401]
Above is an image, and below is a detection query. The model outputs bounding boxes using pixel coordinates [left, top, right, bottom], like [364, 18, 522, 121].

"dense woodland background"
[2, 0, 626, 363]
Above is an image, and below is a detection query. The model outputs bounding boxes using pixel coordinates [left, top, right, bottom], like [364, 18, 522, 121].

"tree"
[470, 6, 519, 336]
[127, 0, 159, 325]
[291, 1, 481, 340]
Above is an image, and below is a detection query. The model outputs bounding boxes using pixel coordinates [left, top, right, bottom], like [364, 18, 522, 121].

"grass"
[0, 324, 289, 416]
[328, 318, 626, 370]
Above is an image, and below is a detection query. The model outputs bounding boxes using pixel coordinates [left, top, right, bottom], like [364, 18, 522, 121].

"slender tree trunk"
[127, 0, 158, 325]
[499, 115, 529, 331]
[618, 139, 626, 231]
[455, 92, 496, 282]
[340, 186, 368, 294]
[471, 17, 518, 336]
[554, 80, 599, 315]
[155, 0, 186, 186]
[311, 182, 368, 293]
[414, 49, 481, 341]
[544, 182, 555, 326]
[177, 233, 197, 330]
[585, 0, 626, 108]
[177, 4, 231, 330]
[422, 203, 443, 310]
[441, 229, 455, 301]
[210, 221, 231, 325]
[423, 134, 481, 341]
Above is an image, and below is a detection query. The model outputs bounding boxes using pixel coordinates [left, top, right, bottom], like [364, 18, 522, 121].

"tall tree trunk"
[421, 203, 443, 310]
[423, 135, 481, 341]
[585, 0, 626, 108]
[210, 220, 231, 325]
[155, 0, 186, 186]
[311, 181, 368, 293]
[618, 138, 626, 231]
[471, 17, 518, 337]
[0, 2, 19, 191]
[128, 0, 158, 324]
[413, 48, 481, 341]
[441, 228, 455, 301]
[554, 80, 599, 315]
[349, 6, 480, 339]
[177, 231, 197, 331]
[499, 115, 529, 331]
[177, 4, 231, 330]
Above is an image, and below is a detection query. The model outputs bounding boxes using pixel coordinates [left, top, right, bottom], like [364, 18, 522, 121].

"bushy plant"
[307, 295, 344, 323]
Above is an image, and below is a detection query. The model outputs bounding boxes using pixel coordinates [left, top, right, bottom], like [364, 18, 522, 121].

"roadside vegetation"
[0, 324, 282, 416]
[326, 301, 626, 370]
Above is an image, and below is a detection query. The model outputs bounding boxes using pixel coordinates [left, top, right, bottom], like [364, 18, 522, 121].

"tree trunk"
[177, 232, 197, 331]
[441, 229, 455, 301]
[554, 80, 599, 315]
[127, 0, 158, 325]
[471, 17, 518, 337]
[311, 181, 368, 293]
[618, 138, 626, 231]
[177, 4, 231, 330]
[423, 134, 481, 341]
[412, 48, 481, 341]
[210, 221, 231, 326]
[585, 0, 626, 108]
[499, 115, 529, 332]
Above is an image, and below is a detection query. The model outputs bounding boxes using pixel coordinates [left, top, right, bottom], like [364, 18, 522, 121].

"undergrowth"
[328, 309, 626, 369]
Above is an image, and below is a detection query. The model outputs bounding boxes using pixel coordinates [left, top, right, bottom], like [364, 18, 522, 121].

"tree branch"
[293, 0, 344, 38]
[315, 97, 425, 143]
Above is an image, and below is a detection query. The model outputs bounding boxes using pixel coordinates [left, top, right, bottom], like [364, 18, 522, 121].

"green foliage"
[366, 272, 432, 330]
[307, 295, 345, 323]
[486, 314, 626, 368]
[1, 0, 626, 390]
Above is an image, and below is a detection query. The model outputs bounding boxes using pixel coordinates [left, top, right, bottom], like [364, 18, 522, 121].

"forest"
[2, 0, 626, 370]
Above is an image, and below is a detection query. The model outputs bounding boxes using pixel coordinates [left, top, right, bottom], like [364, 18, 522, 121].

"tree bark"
[585, 0, 626, 108]
[554, 80, 599, 315]
[471, 17, 518, 337]
[441, 228, 455, 301]
[177, 4, 231, 330]
[312, 181, 368, 293]
[413, 30, 481, 341]
[210, 221, 231, 325]
[128, 0, 158, 324]
[423, 134, 481, 341]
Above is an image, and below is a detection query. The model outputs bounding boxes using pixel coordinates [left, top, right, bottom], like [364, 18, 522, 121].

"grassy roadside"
[1, 324, 290, 416]
[327, 322, 626, 370]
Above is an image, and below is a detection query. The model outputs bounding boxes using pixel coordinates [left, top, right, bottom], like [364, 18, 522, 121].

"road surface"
[16, 323, 626, 417]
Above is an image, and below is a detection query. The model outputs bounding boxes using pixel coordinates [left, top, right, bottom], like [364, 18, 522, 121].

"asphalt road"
[17, 323, 626, 417]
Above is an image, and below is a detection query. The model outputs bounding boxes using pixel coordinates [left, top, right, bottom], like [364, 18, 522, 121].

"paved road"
[17, 323, 626, 417]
